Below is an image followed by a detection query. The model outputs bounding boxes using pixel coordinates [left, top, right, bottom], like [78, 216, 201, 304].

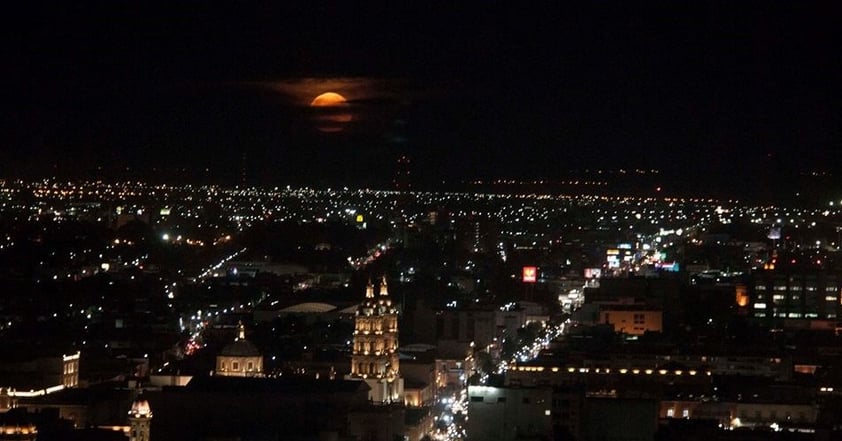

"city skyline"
[5, 4, 842, 439]
[4, 170, 842, 439]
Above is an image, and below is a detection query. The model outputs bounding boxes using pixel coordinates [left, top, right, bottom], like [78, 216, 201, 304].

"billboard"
[522, 266, 537, 283]
[656, 261, 680, 272]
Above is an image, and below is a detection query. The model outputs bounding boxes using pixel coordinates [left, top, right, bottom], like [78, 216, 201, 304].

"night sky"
[1, 2, 840, 194]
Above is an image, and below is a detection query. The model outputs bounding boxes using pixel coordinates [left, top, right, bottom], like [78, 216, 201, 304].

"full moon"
[310, 92, 352, 132]
[311, 92, 347, 107]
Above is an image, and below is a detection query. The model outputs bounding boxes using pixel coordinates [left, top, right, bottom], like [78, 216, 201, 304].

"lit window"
[682, 409, 689, 418]
[667, 408, 674, 418]
[754, 303, 767, 309]
[826, 296, 837, 302]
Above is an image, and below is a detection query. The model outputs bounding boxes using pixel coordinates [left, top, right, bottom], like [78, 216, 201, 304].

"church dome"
[220, 321, 260, 357]
[220, 339, 260, 357]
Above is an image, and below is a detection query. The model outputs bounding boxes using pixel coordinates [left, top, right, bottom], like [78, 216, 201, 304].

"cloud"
[256, 77, 410, 106]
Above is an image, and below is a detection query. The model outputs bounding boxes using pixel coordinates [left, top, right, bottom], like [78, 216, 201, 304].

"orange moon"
[311, 92, 348, 107]
[310, 92, 352, 132]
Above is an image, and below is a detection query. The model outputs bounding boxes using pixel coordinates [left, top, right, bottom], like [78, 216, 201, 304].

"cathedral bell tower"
[348, 277, 403, 404]
[129, 397, 152, 441]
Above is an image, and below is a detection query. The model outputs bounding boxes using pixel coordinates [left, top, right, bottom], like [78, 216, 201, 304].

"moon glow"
[310, 92, 352, 132]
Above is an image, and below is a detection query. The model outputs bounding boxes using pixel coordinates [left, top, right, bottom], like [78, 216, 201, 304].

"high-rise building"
[348, 277, 404, 404]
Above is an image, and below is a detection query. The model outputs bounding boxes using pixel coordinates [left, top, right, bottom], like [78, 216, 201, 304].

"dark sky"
[1, 1, 840, 191]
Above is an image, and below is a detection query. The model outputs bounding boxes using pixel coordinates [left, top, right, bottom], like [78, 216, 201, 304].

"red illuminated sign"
[522, 266, 537, 283]
[584, 268, 602, 279]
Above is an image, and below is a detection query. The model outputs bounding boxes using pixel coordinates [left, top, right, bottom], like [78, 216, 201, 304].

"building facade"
[749, 268, 842, 326]
[467, 385, 553, 441]
[0, 350, 80, 404]
[216, 323, 263, 377]
[348, 277, 404, 404]
[599, 306, 663, 335]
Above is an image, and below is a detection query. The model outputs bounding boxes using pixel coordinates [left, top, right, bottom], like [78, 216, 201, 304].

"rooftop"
[219, 339, 260, 357]
[183, 375, 370, 395]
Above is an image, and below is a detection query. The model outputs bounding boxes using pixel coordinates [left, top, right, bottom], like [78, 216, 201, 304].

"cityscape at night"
[2, 2, 842, 441]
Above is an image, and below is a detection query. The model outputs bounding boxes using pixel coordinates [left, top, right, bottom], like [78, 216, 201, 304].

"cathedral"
[347, 277, 404, 404]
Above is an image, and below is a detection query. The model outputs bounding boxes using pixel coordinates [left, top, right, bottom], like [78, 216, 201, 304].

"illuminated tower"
[348, 277, 404, 404]
[129, 397, 152, 441]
